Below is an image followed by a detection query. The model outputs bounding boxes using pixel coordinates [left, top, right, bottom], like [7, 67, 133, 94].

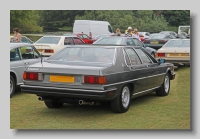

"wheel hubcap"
[10, 79, 13, 94]
[121, 86, 130, 108]
[164, 76, 169, 93]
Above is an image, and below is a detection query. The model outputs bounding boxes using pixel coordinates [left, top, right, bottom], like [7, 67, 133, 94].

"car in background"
[10, 35, 34, 43]
[33, 36, 85, 56]
[63, 33, 96, 44]
[20, 44, 175, 113]
[155, 39, 190, 66]
[179, 32, 190, 38]
[159, 31, 178, 38]
[138, 32, 151, 42]
[143, 33, 176, 50]
[93, 36, 157, 58]
[10, 43, 42, 98]
[93, 34, 116, 41]
[176, 34, 187, 39]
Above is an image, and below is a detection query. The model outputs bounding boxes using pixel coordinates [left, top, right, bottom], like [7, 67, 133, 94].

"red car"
[63, 33, 96, 44]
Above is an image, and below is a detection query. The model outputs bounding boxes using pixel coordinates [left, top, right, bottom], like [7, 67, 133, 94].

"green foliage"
[10, 10, 43, 33]
[162, 10, 190, 26]
[10, 10, 190, 34]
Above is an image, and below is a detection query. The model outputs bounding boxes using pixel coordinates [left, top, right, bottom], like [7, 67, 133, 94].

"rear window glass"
[94, 37, 123, 45]
[151, 34, 166, 39]
[48, 47, 115, 63]
[35, 37, 61, 44]
[163, 40, 190, 47]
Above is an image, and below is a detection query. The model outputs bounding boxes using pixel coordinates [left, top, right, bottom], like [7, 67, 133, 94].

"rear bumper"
[165, 60, 190, 66]
[20, 85, 117, 100]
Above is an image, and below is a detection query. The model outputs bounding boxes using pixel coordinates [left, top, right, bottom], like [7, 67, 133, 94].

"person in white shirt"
[132, 29, 141, 41]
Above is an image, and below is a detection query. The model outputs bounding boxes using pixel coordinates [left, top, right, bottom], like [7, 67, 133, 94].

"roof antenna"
[40, 45, 43, 66]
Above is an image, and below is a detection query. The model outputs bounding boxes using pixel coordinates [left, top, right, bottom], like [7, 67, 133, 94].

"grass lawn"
[10, 66, 190, 129]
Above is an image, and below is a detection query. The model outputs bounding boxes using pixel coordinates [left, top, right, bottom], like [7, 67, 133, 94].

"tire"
[156, 73, 170, 96]
[10, 75, 15, 98]
[44, 101, 63, 108]
[110, 85, 131, 113]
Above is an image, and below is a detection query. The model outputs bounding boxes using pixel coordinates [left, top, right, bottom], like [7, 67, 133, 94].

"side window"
[64, 37, 74, 45]
[108, 25, 113, 33]
[10, 48, 21, 61]
[32, 46, 40, 58]
[133, 39, 143, 47]
[135, 49, 152, 64]
[127, 38, 136, 46]
[78, 35, 83, 39]
[82, 34, 89, 39]
[20, 46, 35, 59]
[124, 48, 142, 65]
[73, 38, 85, 44]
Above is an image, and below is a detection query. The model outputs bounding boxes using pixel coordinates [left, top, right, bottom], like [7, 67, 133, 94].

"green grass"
[10, 66, 190, 129]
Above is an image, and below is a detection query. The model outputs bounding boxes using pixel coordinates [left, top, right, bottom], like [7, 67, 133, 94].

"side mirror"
[158, 58, 165, 64]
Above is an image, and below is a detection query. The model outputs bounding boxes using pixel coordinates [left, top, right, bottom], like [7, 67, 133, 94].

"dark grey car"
[93, 36, 157, 58]
[20, 45, 175, 113]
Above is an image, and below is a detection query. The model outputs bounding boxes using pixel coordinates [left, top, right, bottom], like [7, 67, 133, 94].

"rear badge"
[27, 68, 40, 71]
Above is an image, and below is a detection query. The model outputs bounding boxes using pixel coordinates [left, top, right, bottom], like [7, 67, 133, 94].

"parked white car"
[34, 36, 85, 56]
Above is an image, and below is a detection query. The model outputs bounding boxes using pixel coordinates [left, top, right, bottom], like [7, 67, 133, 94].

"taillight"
[84, 76, 106, 84]
[23, 72, 43, 80]
[44, 49, 54, 53]
[159, 40, 167, 44]
[143, 39, 150, 43]
[156, 53, 166, 57]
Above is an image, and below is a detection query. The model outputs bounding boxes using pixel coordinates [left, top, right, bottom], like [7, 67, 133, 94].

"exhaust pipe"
[79, 100, 94, 105]
[38, 96, 51, 101]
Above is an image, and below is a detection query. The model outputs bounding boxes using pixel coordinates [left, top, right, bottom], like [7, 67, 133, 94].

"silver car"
[10, 43, 42, 98]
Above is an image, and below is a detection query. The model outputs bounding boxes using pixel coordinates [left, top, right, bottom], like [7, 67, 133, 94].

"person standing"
[132, 28, 141, 41]
[115, 28, 121, 36]
[11, 28, 22, 42]
[125, 26, 133, 37]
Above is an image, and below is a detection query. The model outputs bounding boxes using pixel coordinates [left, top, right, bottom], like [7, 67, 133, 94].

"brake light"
[143, 39, 150, 43]
[23, 72, 43, 80]
[159, 40, 167, 43]
[44, 49, 54, 53]
[84, 76, 106, 84]
[156, 53, 166, 57]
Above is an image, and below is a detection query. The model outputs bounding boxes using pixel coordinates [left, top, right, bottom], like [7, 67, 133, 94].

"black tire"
[10, 75, 15, 98]
[156, 73, 170, 96]
[44, 101, 63, 108]
[110, 85, 131, 113]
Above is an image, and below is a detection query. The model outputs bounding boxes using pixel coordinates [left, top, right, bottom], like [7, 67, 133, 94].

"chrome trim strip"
[133, 86, 160, 96]
[104, 73, 165, 87]
[21, 85, 116, 93]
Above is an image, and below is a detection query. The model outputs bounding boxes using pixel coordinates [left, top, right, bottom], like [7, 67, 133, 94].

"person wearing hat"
[132, 28, 141, 41]
[125, 26, 133, 37]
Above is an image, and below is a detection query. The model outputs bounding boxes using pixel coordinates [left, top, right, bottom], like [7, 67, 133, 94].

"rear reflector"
[84, 76, 106, 84]
[23, 72, 43, 80]
[156, 53, 166, 57]
[44, 49, 54, 53]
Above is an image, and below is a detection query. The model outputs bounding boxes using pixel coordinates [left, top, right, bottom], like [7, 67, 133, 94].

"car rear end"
[20, 46, 119, 102]
[143, 34, 169, 50]
[155, 39, 190, 66]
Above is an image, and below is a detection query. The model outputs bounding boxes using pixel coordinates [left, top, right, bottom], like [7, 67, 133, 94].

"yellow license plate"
[168, 53, 189, 57]
[50, 75, 74, 83]
[37, 49, 43, 52]
[151, 41, 158, 44]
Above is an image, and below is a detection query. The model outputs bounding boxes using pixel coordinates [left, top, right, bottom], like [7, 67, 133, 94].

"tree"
[10, 10, 43, 33]
[162, 10, 190, 26]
